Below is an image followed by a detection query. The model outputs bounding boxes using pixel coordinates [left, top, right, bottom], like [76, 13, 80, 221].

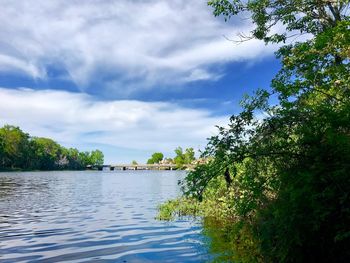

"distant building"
[191, 158, 210, 165]
[159, 158, 174, 165]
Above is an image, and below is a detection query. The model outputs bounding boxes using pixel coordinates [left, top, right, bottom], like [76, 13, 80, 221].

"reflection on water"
[0, 171, 209, 262]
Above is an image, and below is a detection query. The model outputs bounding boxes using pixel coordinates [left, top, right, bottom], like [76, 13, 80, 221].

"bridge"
[99, 164, 178, 171]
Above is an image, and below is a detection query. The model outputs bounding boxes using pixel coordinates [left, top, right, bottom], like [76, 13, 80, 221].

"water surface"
[0, 171, 209, 262]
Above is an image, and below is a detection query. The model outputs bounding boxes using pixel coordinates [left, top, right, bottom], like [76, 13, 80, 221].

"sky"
[0, 0, 281, 163]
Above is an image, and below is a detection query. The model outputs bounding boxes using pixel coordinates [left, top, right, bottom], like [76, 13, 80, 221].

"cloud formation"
[0, 0, 276, 95]
[0, 87, 228, 162]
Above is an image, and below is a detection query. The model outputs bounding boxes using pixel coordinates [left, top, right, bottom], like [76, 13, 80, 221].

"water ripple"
[0, 171, 208, 262]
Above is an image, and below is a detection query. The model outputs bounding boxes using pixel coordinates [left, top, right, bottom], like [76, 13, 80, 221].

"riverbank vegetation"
[147, 152, 164, 164]
[146, 147, 197, 169]
[159, 1, 350, 262]
[0, 125, 104, 171]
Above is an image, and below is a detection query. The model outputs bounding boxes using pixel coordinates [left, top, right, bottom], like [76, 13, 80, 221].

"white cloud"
[0, 87, 228, 162]
[0, 54, 45, 78]
[0, 0, 276, 94]
[183, 68, 223, 82]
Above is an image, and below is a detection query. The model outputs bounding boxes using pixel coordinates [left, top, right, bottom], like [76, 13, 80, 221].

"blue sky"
[0, 0, 281, 163]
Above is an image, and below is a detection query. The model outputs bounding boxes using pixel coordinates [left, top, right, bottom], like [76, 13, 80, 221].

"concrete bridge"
[99, 164, 178, 171]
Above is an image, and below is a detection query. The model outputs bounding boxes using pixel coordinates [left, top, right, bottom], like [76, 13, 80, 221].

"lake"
[0, 171, 209, 262]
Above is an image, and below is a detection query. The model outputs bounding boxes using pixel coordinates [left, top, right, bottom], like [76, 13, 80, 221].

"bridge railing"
[101, 164, 178, 171]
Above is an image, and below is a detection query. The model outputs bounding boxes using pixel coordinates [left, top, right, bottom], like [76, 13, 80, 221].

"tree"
[0, 134, 4, 169]
[0, 125, 32, 169]
[78, 151, 91, 167]
[0, 124, 105, 171]
[208, 0, 349, 43]
[89, 150, 104, 166]
[178, 1, 350, 261]
[174, 147, 185, 168]
[32, 137, 62, 170]
[147, 152, 164, 164]
[174, 147, 196, 168]
[65, 148, 82, 169]
[184, 147, 196, 164]
[132, 160, 138, 165]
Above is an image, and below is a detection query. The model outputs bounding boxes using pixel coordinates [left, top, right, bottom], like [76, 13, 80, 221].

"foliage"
[32, 137, 63, 170]
[159, 1, 350, 262]
[0, 125, 104, 171]
[173, 147, 185, 167]
[145, 147, 196, 168]
[0, 125, 32, 169]
[132, 160, 138, 165]
[184, 147, 196, 164]
[173, 147, 196, 168]
[89, 150, 104, 166]
[156, 197, 203, 220]
[208, 0, 350, 43]
[147, 152, 164, 164]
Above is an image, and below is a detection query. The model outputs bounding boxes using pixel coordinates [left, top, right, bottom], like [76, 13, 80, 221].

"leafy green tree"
[177, 1, 350, 262]
[32, 137, 62, 170]
[174, 147, 196, 168]
[0, 134, 4, 168]
[132, 160, 138, 165]
[208, 0, 349, 43]
[184, 147, 196, 164]
[147, 152, 164, 164]
[173, 147, 185, 168]
[78, 151, 91, 167]
[0, 125, 32, 169]
[89, 150, 104, 166]
[0, 124, 105, 171]
[65, 148, 82, 169]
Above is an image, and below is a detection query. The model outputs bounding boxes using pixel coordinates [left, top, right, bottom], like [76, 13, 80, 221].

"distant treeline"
[0, 125, 104, 171]
[146, 147, 196, 168]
